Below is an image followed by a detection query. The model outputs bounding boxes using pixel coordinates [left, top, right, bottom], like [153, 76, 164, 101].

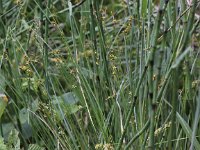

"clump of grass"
[0, 0, 200, 149]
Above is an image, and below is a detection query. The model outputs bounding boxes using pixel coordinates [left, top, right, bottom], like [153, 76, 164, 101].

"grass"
[0, 0, 200, 149]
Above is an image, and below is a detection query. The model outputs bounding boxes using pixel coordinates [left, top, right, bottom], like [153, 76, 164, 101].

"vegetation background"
[0, 0, 200, 149]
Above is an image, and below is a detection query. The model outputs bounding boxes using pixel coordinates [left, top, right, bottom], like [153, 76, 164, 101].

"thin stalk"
[190, 90, 200, 150]
[153, 49, 164, 101]
[68, 2, 94, 148]
[179, 0, 197, 52]
[93, 0, 110, 87]
[148, 1, 168, 149]
[0, 0, 5, 39]
[168, 69, 178, 149]
[168, 1, 178, 148]
[142, 130, 150, 150]
[44, 0, 50, 95]
[125, 119, 150, 149]
[116, 65, 148, 150]
[90, 2, 97, 51]
[38, 0, 44, 40]
[89, 2, 98, 86]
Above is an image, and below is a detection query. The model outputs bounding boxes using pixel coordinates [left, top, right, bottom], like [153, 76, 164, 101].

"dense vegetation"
[0, 0, 200, 149]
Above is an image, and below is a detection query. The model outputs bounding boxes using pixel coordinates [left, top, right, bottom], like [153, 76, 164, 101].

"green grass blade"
[176, 112, 200, 150]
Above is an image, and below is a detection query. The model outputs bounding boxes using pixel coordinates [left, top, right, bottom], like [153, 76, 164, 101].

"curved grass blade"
[176, 112, 200, 150]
